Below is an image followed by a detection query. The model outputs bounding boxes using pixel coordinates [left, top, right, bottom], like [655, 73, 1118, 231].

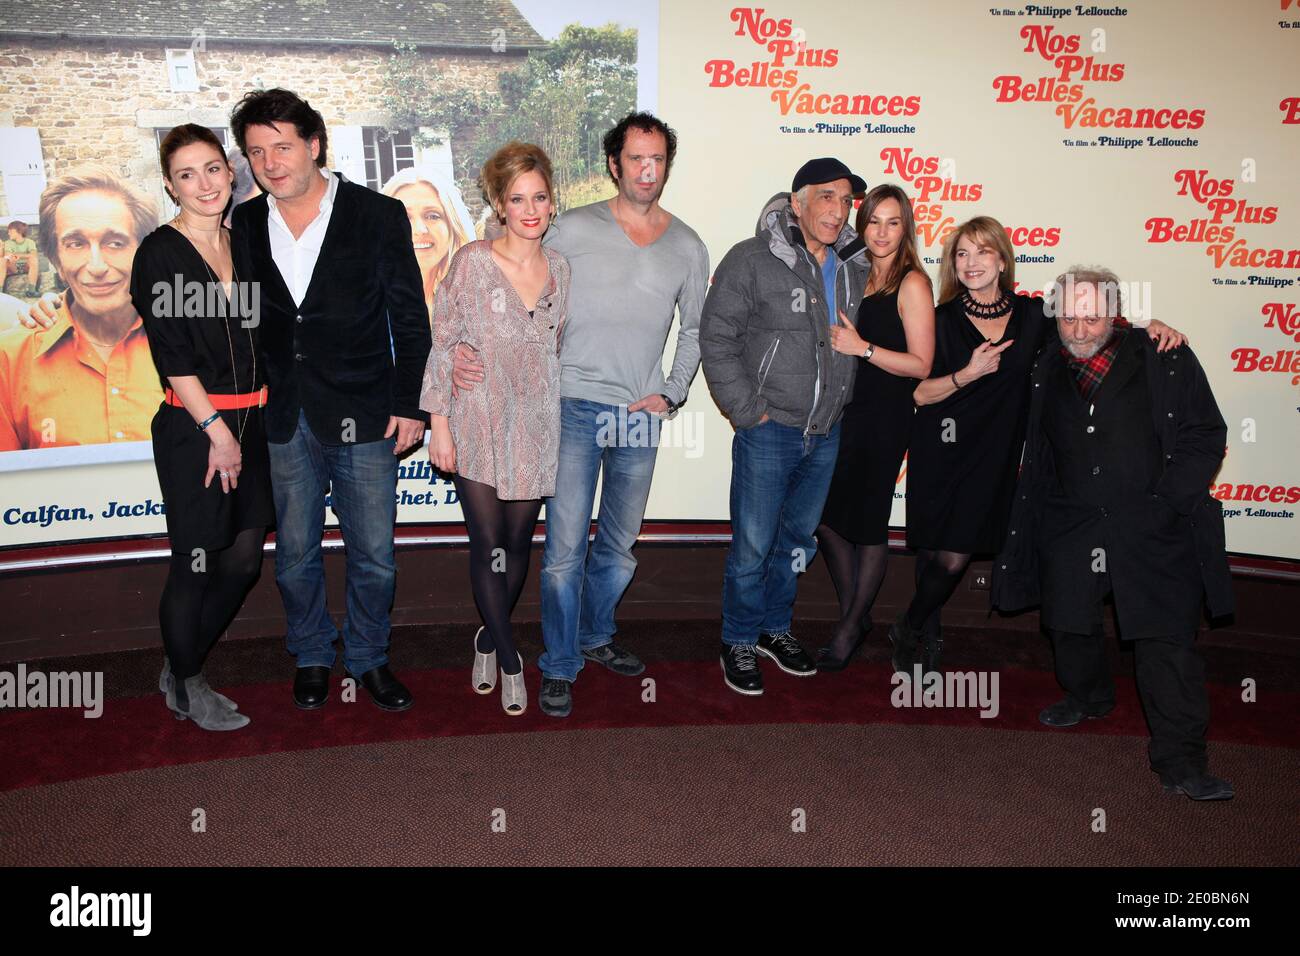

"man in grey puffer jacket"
[701, 158, 869, 696]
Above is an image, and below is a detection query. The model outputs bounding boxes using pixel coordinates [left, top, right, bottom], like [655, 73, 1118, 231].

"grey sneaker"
[539, 677, 573, 718]
[581, 641, 645, 676]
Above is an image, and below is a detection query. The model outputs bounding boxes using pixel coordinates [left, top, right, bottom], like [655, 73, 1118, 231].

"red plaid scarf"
[1061, 318, 1130, 400]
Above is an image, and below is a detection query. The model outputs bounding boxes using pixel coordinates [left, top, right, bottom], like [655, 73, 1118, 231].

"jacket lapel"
[298, 174, 357, 311]
[245, 195, 295, 310]
[1089, 331, 1142, 408]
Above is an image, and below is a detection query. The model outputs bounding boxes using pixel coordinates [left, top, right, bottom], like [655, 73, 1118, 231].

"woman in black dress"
[894, 216, 1185, 676]
[815, 185, 934, 670]
[129, 124, 274, 730]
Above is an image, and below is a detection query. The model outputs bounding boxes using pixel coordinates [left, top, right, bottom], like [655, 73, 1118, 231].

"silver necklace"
[175, 217, 256, 444]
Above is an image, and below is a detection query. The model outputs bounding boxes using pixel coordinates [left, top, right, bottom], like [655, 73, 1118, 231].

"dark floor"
[1, 722, 1292, 866]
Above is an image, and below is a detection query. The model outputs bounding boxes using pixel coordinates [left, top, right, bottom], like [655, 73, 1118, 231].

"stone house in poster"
[0, 0, 545, 258]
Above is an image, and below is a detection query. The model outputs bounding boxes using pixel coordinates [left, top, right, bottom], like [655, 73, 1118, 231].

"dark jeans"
[1049, 600, 1209, 778]
[268, 410, 398, 675]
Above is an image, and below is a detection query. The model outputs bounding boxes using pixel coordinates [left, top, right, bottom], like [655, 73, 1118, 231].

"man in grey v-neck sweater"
[455, 113, 709, 718]
[547, 199, 707, 407]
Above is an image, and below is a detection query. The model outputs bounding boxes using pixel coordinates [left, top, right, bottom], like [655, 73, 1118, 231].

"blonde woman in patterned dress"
[420, 143, 569, 716]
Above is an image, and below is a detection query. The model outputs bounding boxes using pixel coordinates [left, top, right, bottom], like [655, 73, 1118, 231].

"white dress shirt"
[267, 168, 338, 307]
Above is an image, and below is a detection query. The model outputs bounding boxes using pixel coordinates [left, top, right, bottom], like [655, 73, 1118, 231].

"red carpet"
[2, 658, 1294, 792]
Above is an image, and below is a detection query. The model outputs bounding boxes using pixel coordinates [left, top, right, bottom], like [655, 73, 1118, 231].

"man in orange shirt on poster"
[0, 166, 160, 451]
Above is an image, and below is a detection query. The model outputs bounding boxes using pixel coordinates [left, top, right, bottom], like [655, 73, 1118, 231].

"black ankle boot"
[888, 610, 920, 678]
[920, 617, 943, 675]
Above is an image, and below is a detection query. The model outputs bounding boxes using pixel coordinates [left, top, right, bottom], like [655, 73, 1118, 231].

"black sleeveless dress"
[819, 278, 918, 544]
[906, 293, 1053, 554]
[129, 225, 274, 554]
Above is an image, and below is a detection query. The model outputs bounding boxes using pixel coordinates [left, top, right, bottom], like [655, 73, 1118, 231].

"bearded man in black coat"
[993, 267, 1235, 801]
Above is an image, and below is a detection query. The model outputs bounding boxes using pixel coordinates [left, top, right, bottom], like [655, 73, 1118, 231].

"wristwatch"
[861, 342, 875, 361]
[659, 393, 682, 416]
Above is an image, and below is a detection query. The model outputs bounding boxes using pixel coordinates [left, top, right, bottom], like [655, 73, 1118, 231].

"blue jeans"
[539, 398, 659, 682]
[268, 410, 398, 675]
[722, 419, 840, 646]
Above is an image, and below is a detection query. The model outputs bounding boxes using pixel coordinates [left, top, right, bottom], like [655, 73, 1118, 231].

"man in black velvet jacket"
[993, 267, 1235, 801]
[230, 89, 431, 712]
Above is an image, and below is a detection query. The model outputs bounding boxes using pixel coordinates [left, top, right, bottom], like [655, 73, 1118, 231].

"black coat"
[232, 174, 432, 446]
[992, 332, 1234, 636]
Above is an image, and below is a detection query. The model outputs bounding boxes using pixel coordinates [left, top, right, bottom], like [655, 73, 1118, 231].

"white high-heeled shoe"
[472, 626, 497, 694]
[501, 653, 527, 716]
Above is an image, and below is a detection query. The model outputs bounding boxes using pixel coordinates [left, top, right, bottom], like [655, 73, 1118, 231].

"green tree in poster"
[496, 24, 638, 203]
[380, 24, 637, 211]
[379, 41, 493, 152]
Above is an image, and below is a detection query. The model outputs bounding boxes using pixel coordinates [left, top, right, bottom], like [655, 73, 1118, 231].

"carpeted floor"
[2, 724, 1294, 866]
[1, 620, 1295, 866]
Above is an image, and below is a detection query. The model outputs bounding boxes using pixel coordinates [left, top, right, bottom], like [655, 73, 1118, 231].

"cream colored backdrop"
[652, 0, 1300, 561]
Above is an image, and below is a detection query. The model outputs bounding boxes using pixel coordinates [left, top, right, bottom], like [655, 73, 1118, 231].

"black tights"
[905, 548, 972, 631]
[455, 475, 541, 677]
[160, 527, 265, 681]
[815, 524, 889, 655]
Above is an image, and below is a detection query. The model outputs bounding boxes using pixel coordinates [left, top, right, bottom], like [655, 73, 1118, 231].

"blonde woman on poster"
[382, 166, 475, 322]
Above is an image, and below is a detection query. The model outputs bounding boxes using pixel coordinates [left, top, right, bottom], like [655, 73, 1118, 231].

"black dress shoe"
[353, 664, 413, 712]
[1038, 696, 1113, 727]
[293, 666, 331, 710]
[1160, 771, 1235, 801]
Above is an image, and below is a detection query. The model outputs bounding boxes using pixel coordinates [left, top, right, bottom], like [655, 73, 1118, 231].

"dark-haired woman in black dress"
[815, 185, 934, 670]
[894, 216, 1185, 676]
[129, 124, 274, 730]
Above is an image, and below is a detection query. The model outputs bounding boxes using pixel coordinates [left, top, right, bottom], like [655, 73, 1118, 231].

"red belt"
[165, 386, 268, 410]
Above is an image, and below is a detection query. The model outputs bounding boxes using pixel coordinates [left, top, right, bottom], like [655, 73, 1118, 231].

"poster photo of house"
[0, 0, 655, 460]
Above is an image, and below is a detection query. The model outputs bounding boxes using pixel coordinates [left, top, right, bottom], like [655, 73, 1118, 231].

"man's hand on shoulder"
[18, 293, 60, 331]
